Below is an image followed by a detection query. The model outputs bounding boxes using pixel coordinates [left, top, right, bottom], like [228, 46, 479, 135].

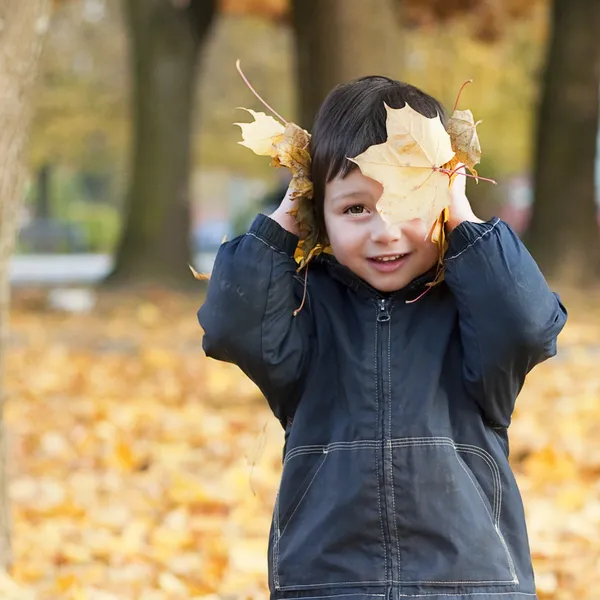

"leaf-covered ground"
[4, 288, 599, 599]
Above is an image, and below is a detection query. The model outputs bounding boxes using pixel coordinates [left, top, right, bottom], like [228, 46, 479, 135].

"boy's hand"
[269, 184, 302, 238]
[446, 164, 484, 232]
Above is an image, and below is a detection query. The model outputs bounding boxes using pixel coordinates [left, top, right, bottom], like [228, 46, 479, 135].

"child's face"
[323, 169, 439, 293]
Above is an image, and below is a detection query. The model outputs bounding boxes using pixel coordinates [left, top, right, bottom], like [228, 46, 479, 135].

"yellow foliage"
[4, 290, 600, 599]
[235, 108, 312, 202]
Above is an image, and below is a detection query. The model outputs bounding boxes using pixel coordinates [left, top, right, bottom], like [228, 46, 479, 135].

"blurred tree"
[106, 0, 216, 287]
[28, 0, 129, 173]
[526, 0, 600, 283]
[397, 0, 544, 43]
[289, 0, 402, 129]
[0, 0, 51, 565]
[221, 0, 286, 21]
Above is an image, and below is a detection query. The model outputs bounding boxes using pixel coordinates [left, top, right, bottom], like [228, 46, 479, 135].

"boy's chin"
[337, 255, 434, 293]
[361, 271, 415, 293]
[370, 278, 412, 293]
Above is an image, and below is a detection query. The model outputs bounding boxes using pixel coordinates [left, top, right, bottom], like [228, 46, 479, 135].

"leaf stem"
[436, 167, 497, 185]
[406, 284, 433, 304]
[453, 79, 473, 111]
[293, 260, 310, 316]
[236, 59, 287, 124]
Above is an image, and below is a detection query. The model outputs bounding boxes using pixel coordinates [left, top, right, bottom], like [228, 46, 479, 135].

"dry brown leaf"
[350, 102, 455, 229]
[189, 264, 210, 281]
[235, 108, 319, 268]
[236, 110, 313, 202]
[271, 122, 312, 200]
[446, 108, 482, 177]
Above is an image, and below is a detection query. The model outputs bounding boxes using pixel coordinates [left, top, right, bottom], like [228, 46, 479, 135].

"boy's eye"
[345, 204, 367, 215]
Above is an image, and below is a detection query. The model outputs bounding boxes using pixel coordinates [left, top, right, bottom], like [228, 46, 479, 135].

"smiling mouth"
[366, 253, 411, 272]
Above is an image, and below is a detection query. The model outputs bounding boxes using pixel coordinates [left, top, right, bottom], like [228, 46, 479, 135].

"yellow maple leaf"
[350, 103, 455, 229]
[236, 110, 313, 202]
[234, 108, 284, 156]
[447, 108, 482, 177]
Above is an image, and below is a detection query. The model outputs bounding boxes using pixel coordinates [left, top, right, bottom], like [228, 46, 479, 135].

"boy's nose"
[371, 215, 402, 243]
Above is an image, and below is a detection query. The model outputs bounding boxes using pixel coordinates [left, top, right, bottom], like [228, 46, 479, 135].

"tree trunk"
[525, 0, 600, 284]
[0, 0, 50, 566]
[36, 164, 52, 220]
[106, 0, 216, 288]
[290, 0, 403, 129]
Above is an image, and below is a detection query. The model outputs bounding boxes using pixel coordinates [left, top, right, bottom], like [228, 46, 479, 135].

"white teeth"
[374, 254, 404, 262]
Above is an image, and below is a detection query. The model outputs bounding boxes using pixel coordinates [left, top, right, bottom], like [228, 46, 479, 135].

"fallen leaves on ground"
[4, 287, 600, 599]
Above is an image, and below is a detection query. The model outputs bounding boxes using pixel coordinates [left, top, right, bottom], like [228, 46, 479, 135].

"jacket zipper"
[376, 298, 395, 587]
[377, 298, 391, 323]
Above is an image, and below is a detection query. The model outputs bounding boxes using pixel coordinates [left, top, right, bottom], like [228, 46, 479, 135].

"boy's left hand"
[446, 163, 484, 232]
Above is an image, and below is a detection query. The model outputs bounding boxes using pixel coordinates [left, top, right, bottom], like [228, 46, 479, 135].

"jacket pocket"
[272, 441, 386, 591]
[391, 438, 518, 586]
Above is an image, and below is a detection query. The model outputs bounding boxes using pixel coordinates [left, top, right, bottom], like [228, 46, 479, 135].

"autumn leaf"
[234, 63, 320, 268]
[234, 104, 320, 270]
[350, 102, 455, 229]
[189, 264, 210, 281]
[427, 206, 450, 287]
[235, 109, 313, 202]
[271, 122, 312, 201]
[234, 108, 284, 156]
[447, 108, 482, 177]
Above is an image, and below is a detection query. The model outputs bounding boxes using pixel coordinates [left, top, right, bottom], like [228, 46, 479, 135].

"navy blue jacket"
[198, 213, 567, 600]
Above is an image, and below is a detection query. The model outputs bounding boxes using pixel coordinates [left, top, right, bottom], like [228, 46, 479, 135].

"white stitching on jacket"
[280, 593, 385, 599]
[456, 444, 501, 517]
[387, 315, 402, 582]
[284, 440, 379, 464]
[395, 593, 535, 598]
[445, 218, 501, 261]
[455, 453, 496, 524]
[273, 489, 280, 589]
[246, 231, 293, 259]
[278, 580, 389, 589]
[279, 452, 328, 538]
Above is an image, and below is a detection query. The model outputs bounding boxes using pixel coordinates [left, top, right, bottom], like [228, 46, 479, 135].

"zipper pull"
[377, 298, 390, 322]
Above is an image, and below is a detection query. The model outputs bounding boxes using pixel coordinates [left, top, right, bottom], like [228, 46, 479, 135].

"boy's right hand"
[269, 184, 302, 238]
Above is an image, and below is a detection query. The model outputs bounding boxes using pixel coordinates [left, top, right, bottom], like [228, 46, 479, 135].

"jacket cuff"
[249, 213, 299, 258]
[446, 217, 502, 260]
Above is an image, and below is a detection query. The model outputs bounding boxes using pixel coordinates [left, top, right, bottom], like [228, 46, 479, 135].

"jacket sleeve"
[444, 217, 567, 428]
[197, 213, 312, 426]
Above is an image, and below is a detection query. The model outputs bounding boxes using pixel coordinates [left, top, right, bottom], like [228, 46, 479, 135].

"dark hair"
[309, 76, 447, 243]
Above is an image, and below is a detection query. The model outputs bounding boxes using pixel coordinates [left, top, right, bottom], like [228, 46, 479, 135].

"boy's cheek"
[414, 248, 438, 277]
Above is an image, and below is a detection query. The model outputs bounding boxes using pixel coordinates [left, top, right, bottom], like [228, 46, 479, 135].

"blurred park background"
[0, 0, 599, 598]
